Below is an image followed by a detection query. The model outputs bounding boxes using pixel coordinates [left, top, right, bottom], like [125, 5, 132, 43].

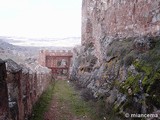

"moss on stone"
[106, 37, 160, 115]
[133, 41, 160, 107]
[119, 73, 141, 95]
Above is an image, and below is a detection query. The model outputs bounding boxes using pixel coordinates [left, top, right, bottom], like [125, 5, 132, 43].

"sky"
[0, 0, 82, 39]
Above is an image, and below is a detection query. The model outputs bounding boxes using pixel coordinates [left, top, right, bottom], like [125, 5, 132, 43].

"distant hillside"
[0, 37, 74, 53]
[0, 37, 74, 63]
[0, 36, 81, 47]
[0, 38, 19, 50]
[0, 39, 37, 63]
[0, 38, 38, 54]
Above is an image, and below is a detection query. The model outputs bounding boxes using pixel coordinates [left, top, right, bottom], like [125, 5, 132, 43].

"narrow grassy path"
[31, 80, 94, 120]
[30, 82, 55, 120]
[51, 80, 92, 119]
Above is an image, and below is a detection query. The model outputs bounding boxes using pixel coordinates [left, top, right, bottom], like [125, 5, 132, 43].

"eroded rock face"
[71, 0, 160, 119]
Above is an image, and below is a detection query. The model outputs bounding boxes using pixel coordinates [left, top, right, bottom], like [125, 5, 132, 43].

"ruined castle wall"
[26, 65, 52, 105]
[38, 50, 73, 79]
[21, 70, 32, 118]
[38, 50, 72, 67]
[5, 59, 24, 120]
[38, 50, 46, 67]
[71, 0, 160, 118]
[0, 59, 52, 120]
[82, 0, 160, 62]
[0, 60, 9, 120]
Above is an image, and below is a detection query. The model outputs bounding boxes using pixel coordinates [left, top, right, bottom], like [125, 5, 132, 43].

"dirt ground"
[44, 97, 71, 120]
[43, 80, 91, 120]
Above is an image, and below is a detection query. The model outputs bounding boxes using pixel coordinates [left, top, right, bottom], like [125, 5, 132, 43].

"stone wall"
[38, 50, 73, 78]
[0, 59, 52, 120]
[82, 0, 160, 62]
[38, 50, 72, 67]
[71, 0, 160, 119]
[0, 59, 9, 120]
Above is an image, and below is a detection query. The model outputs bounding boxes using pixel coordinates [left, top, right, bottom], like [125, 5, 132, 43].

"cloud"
[9, 37, 81, 47]
[0, 0, 81, 38]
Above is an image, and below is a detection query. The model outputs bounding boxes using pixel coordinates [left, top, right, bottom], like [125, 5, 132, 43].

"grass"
[30, 80, 113, 120]
[30, 82, 55, 120]
[54, 80, 115, 120]
[53, 80, 92, 117]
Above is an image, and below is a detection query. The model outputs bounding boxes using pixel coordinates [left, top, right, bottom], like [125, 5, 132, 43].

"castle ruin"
[38, 50, 73, 78]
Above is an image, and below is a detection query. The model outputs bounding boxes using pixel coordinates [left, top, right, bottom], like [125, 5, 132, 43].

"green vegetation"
[106, 37, 160, 116]
[133, 60, 160, 108]
[31, 80, 118, 120]
[53, 80, 91, 117]
[132, 40, 160, 108]
[54, 80, 117, 119]
[120, 73, 142, 95]
[31, 82, 55, 120]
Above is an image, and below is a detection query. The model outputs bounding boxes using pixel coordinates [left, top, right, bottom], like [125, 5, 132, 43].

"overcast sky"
[0, 0, 82, 38]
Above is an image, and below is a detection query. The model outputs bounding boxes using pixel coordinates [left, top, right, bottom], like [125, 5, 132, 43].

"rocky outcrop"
[71, 0, 160, 119]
